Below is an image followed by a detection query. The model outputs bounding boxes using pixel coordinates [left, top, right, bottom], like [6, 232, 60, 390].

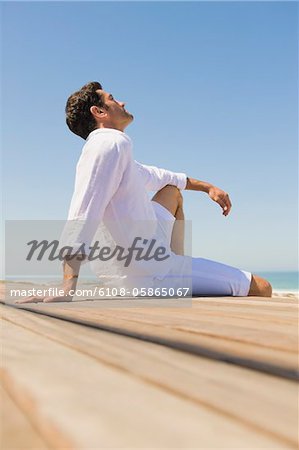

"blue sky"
[1, 1, 298, 275]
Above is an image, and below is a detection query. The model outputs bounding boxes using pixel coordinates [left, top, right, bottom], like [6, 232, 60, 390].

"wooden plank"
[2, 305, 298, 448]
[11, 297, 298, 377]
[191, 297, 298, 319]
[0, 384, 49, 449]
[1, 307, 293, 449]
[193, 296, 298, 305]
[98, 309, 297, 351]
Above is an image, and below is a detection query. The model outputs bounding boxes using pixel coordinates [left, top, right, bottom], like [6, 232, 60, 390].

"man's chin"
[122, 115, 133, 130]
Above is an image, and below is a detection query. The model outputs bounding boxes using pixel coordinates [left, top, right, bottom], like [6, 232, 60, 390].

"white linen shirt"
[66, 128, 187, 246]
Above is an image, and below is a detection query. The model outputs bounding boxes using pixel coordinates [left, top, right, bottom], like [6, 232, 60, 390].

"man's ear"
[90, 105, 107, 119]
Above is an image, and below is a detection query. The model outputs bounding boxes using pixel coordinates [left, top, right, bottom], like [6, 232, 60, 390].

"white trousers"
[151, 201, 252, 297]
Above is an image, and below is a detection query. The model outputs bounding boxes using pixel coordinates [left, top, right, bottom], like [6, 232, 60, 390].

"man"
[18, 81, 271, 303]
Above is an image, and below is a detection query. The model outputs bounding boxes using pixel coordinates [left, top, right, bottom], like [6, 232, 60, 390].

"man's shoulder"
[86, 128, 132, 149]
[80, 129, 132, 162]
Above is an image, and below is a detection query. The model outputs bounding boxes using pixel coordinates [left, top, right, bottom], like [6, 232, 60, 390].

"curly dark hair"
[65, 81, 104, 140]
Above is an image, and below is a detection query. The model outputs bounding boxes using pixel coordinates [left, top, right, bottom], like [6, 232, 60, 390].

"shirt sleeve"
[61, 139, 130, 251]
[134, 161, 187, 191]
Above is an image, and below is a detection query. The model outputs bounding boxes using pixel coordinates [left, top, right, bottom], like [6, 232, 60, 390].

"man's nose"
[118, 100, 125, 107]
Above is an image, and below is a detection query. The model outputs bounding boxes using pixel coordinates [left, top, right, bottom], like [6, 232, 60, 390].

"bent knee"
[154, 185, 183, 203]
[175, 186, 183, 205]
[248, 275, 272, 297]
[166, 185, 183, 203]
[160, 184, 182, 194]
[152, 185, 184, 216]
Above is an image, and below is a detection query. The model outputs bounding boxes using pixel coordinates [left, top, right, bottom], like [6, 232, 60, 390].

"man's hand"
[15, 289, 73, 304]
[208, 186, 232, 216]
[15, 256, 83, 304]
[185, 177, 232, 216]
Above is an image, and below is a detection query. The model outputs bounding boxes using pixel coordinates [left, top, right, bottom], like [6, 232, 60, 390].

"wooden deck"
[1, 294, 298, 448]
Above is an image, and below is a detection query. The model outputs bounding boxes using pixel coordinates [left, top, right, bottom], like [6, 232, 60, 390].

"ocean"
[2, 271, 298, 298]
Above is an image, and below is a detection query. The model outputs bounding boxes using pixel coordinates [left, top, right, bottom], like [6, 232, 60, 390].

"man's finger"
[223, 203, 231, 215]
[211, 192, 232, 216]
[226, 194, 232, 209]
[219, 200, 230, 216]
[222, 206, 229, 216]
[224, 202, 231, 215]
[222, 194, 232, 215]
[217, 198, 227, 211]
[43, 296, 72, 303]
[15, 296, 44, 304]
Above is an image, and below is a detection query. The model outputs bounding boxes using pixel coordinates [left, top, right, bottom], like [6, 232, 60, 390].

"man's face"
[96, 89, 134, 130]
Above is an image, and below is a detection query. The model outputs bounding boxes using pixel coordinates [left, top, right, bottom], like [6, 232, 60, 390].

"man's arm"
[135, 162, 232, 216]
[135, 161, 187, 191]
[60, 255, 84, 297]
[16, 255, 84, 304]
[185, 177, 232, 216]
